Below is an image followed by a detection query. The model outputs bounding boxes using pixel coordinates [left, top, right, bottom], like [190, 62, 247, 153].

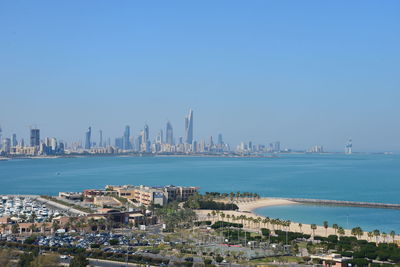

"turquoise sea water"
[0, 154, 399, 231]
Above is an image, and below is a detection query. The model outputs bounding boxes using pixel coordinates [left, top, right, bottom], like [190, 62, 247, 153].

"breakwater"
[284, 198, 400, 210]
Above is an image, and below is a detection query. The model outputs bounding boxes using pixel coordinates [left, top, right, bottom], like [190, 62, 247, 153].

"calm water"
[0, 154, 399, 231]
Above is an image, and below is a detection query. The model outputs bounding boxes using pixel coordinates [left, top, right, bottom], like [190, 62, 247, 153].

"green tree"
[332, 224, 338, 235]
[337, 227, 345, 236]
[311, 224, 317, 237]
[69, 253, 88, 267]
[390, 230, 396, 243]
[323, 221, 329, 236]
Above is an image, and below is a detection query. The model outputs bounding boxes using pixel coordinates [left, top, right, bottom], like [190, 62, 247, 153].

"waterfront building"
[84, 127, 91, 150]
[345, 139, 353, 154]
[12, 134, 17, 147]
[166, 121, 173, 145]
[115, 137, 124, 150]
[123, 125, 131, 150]
[2, 138, 11, 153]
[274, 141, 281, 153]
[184, 109, 193, 145]
[156, 129, 163, 144]
[99, 130, 103, 148]
[217, 133, 223, 146]
[106, 185, 199, 206]
[30, 128, 40, 147]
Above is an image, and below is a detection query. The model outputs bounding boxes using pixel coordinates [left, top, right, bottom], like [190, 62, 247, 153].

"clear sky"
[1, 1, 399, 152]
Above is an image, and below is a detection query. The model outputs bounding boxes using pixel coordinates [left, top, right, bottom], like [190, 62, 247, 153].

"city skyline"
[1, 1, 400, 152]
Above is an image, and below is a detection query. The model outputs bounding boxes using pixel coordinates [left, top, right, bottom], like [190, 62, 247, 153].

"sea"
[0, 153, 399, 232]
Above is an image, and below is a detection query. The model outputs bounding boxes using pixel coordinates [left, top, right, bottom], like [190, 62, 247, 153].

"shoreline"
[196, 198, 400, 242]
[228, 198, 400, 242]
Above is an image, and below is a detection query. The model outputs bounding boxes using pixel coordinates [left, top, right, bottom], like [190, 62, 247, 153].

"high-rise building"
[143, 124, 149, 143]
[345, 139, 352, 154]
[274, 141, 280, 152]
[0, 125, 2, 149]
[166, 121, 173, 145]
[99, 130, 103, 148]
[184, 109, 193, 144]
[115, 137, 124, 149]
[123, 125, 131, 150]
[2, 138, 11, 153]
[12, 134, 17, 147]
[156, 129, 163, 144]
[85, 127, 91, 150]
[217, 134, 223, 146]
[30, 128, 40, 147]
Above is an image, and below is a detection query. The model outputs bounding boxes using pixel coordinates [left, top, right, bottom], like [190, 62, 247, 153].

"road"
[60, 257, 152, 267]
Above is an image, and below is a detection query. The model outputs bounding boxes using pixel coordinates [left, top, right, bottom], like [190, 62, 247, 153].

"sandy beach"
[196, 198, 400, 243]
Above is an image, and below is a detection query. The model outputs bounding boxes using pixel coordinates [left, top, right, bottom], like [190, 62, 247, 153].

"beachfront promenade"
[197, 198, 400, 243]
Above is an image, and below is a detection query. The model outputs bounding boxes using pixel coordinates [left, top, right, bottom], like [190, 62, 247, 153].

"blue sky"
[0, 1, 399, 152]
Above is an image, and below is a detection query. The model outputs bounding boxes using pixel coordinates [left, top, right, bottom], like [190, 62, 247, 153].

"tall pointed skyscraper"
[166, 121, 173, 145]
[184, 109, 193, 144]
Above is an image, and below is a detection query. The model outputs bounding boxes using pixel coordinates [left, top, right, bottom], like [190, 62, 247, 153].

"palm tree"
[382, 232, 387, 243]
[1, 224, 7, 234]
[11, 223, 19, 234]
[298, 223, 303, 233]
[337, 227, 345, 237]
[368, 232, 374, 241]
[373, 229, 380, 243]
[351, 227, 363, 239]
[390, 230, 396, 243]
[311, 224, 317, 237]
[323, 221, 329, 236]
[332, 224, 338, 235]
[29, 223, 37, 233]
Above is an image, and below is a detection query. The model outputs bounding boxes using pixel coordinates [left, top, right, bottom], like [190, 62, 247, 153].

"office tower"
[12, 134, 17, 147]
[156, 129, 163, 144]
[99, 130, 103, 148]
[2, 138, 11, 153]
[217, 134, 223, 146]
[115, 137, 124, 149]
[20, 138, 24, 147]
[0, 125, 2, 149]
[166, 121, 173, 145]
[184, 109, 193, 144]
[50, 138, 57, 151]
[85, 127, 91, 150]
[274, 141, 280, 152]
[248, 141, 253, 152]
[345, 139, 352, 154]
[123, 125, 131, 150]
[144, 124, 149, 142]
[30, 128, 40, 147]
[209, 136, 214, 148]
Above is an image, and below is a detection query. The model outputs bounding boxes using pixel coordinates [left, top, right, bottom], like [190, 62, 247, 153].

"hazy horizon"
[1, 1, 399, 152]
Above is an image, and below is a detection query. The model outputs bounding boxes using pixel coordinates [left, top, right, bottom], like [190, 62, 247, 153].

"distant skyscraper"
[166, 121, 174, 145]
[123, 125, 131, 150]
[274, 141, 280, 152]
[345, 139, 352, 154]
[217, 134, 223, 146]
[184, 109, 193, 144]
[30, 128, 40, 147]
[99, 130, 103, 148]
[2, 138, 11, 153]
[0, 125, 2, 149]
[115, 137, 124, 149]
[143, 124, 149, 143]
[85, 127, 91, 149]
[156, 129, 163, 144]
[12, 134, 17, 147]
